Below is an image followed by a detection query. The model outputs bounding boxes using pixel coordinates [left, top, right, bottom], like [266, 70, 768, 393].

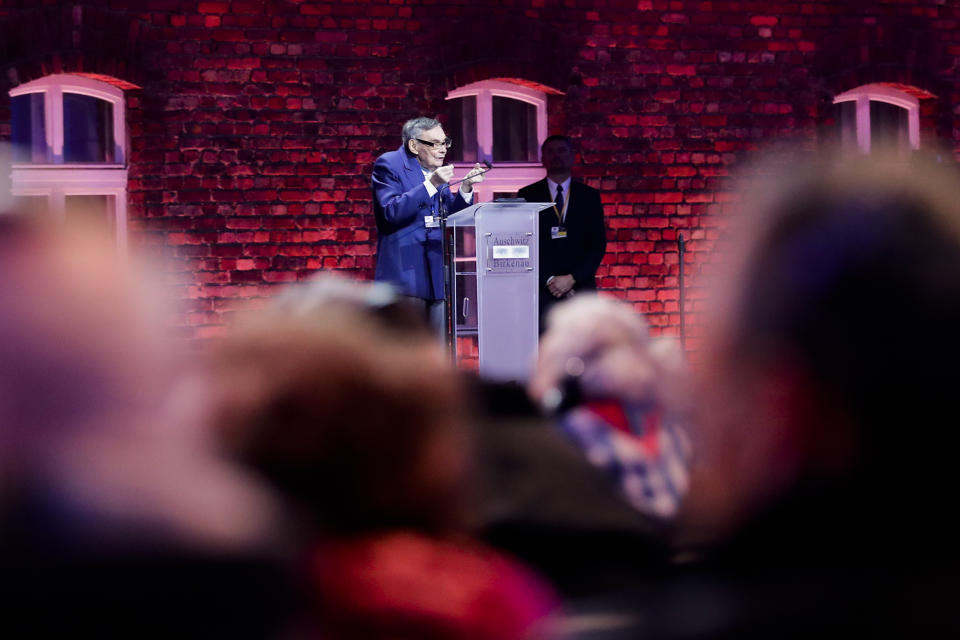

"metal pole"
[438, 194, 456, 365]
[678, 232, 686, 351]
[444, 217, 457, 365]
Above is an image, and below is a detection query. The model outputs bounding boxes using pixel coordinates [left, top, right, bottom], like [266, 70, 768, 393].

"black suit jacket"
[517, 178, 607, 293]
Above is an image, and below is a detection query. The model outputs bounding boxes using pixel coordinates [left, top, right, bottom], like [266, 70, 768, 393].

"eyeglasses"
[415, 137, 453, 150]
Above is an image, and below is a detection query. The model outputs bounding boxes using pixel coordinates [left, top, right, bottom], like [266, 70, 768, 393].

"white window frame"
[9, 74, 128, 255]
[446, 80, 550, 201]
[833, 83, 920, 155]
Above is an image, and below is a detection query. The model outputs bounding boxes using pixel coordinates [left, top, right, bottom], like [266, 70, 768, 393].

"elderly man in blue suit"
[372, 116, 485, 330]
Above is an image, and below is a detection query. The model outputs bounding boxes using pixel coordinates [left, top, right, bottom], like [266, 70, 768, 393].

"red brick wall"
[2, 0, 959, 345]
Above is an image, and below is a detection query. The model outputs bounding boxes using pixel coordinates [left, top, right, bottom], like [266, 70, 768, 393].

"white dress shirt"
[423, 168, 474, 203]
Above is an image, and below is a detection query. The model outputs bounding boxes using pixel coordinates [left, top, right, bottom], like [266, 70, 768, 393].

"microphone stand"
[437, 162, 493, 363]
[678, 232, 686, 351]
[436, 184, 454, 361]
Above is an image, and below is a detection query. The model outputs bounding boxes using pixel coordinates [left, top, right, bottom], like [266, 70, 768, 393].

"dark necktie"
[555, 184, 564, 222]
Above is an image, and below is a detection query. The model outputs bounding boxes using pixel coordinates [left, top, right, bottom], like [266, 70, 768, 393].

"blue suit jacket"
[372, 145, 470, 300]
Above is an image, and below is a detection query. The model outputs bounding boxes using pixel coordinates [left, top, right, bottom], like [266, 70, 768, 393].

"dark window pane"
[870, 101, 909, 154]
[11, 93, 47, 163]
[837, 101, 857, 152]
[63, 93, 114, 163]
[493, 96, 537, 163]
[447, 96, 478, 163]
[65, 194, 113, 232]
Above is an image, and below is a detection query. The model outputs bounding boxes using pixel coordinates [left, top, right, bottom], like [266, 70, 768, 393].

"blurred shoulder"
[572, 180, 600, 196]
[518, 179, 547, 198]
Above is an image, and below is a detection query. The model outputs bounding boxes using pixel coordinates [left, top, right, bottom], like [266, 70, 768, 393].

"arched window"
[9, 74, 130, 254]
[833, 84, 925, 156]
[446, 79, 557, 201]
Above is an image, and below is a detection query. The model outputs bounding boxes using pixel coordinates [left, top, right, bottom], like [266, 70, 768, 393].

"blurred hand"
[548, 274, 575, 298]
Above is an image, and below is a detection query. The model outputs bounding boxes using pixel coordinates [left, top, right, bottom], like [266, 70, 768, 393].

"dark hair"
[212, 313, 468, 536]
[541, 134, 574, 151]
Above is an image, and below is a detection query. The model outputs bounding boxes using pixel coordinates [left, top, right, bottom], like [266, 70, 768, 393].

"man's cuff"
[460, 188, 473, 204]
[424, 178, 438, 197]
[546, 276, 555, 285]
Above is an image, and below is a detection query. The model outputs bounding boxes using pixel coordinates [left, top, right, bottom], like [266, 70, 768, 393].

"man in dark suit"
[518, 135, 607, 327]
[372, 116, 484, 328]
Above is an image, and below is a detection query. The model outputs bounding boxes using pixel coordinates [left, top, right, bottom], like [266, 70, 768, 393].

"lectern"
[445, 202, 553, 382]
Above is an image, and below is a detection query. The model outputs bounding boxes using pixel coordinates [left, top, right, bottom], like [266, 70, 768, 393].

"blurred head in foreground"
[209, 275, 557, 639]
[0, 215, 285, 634]
[267, 273, 434, 339]
[530, 293, 686, 413]
[0, 216, 277, 550]
[209, 274, 468, 536]
[685, 153, 960, 556]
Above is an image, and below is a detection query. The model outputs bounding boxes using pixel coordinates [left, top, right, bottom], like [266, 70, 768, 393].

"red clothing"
[311, 531, 557, 640]
[584, 398, 663, 456]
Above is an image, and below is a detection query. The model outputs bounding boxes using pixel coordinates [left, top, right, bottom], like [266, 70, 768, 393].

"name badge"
[424, 215, 440, 229]
[551, 226, 567, 239]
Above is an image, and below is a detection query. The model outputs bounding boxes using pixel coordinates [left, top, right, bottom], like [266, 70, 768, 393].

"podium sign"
[488, 233, 533, 272]
[446, 202, 552, 382]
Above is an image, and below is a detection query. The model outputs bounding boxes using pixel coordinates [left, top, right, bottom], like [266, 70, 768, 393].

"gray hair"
[401, 117, 442, 148]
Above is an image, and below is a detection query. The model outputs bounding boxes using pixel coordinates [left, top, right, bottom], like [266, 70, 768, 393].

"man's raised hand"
[460, 162, 486, 193]
[429, 164, 455, 188]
